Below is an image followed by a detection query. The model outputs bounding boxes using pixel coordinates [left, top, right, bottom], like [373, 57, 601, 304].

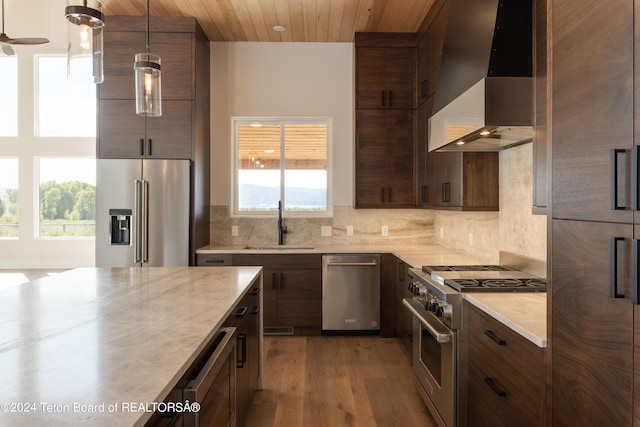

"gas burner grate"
[445, 277, 547, 292]
[422, 265, 513, 273]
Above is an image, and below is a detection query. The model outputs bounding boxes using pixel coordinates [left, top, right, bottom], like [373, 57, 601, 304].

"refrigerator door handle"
[134, 180, 143, 263]
[142, 180, 149, 263]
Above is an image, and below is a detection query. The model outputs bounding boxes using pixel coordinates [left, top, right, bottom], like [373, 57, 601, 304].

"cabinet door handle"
[139, 138, 144, 156]
[381, 90, 386, 106]
[633, 239, 639, 304]
[148, 139, 153, 156]
[633, 146, 639, 210]
[484, 330, 506, 346]
[610, 237, 625, 298]
[610, 149, 626, 210]
[484, 377, 507, 397]
[205, 259, 225, 265]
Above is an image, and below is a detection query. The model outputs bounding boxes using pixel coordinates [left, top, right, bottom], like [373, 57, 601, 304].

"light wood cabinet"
[466, 303, 545, 427]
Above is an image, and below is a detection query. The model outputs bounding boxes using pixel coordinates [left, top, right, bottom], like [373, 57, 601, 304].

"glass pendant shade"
[65, 0, 104, 84]
[134, 53, 162, 117]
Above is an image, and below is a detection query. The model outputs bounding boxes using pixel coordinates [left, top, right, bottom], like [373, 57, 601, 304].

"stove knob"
[408, 282, 415, 293]
[427, 299, 438, 312]
[435, 302, 447, 317]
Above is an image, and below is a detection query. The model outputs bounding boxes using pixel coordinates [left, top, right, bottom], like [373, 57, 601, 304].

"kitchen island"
[0, 266, 262, 426]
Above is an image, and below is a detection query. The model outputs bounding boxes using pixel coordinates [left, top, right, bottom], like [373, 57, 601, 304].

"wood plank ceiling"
[102, 0, 436, 42]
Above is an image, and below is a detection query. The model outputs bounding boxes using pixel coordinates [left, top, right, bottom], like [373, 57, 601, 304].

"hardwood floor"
[245, 335, 437, 427]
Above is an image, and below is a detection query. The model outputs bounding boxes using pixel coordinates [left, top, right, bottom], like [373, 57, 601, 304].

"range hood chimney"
[429, 0, 533, 152]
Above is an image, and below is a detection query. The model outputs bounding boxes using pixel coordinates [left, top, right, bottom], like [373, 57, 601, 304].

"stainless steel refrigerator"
[96, 159, 190, 267]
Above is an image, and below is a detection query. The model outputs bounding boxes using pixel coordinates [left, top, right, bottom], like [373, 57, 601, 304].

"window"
[38, 158, 96, 238]
[0, 158, 19, 239]
[233, 118, 330, 216]
[36, 56, 96, 137]
[0, 56, 18, 137]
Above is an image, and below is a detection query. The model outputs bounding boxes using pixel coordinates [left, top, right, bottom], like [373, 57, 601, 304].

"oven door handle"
[403, 299, 453, 343]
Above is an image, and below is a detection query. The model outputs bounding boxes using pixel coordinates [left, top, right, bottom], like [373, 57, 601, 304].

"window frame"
[231, 117, 332, 218]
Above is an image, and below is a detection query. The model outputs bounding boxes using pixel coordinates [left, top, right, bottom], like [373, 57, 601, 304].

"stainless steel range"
[403, 264, 546, 427]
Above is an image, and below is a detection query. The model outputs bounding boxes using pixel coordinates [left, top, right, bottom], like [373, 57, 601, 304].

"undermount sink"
[243, 244, 315, 250]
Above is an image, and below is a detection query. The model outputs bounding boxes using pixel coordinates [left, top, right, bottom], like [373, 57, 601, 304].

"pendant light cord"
[1, 0, 5, 34]
[145, 0, 150, 53]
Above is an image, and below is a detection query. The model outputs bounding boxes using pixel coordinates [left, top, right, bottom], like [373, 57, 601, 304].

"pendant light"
[134, 0, 161, 117]
[65, 0, 104, 84]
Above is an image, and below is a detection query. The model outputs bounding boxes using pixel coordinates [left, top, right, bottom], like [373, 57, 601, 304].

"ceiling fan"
[0, 0, 49, 56]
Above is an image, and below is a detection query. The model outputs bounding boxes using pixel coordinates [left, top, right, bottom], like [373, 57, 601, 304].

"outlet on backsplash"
[231, 225, 238, 237]
[381, 226, 388, 237]
[346, 225, 353, 236]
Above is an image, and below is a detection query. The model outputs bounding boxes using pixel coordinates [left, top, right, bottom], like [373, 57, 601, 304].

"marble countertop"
[465, 293, 547, 347]
[197, 243, 490, 270]
[198, 243, 547, 348]
[0, 266, 262, 426]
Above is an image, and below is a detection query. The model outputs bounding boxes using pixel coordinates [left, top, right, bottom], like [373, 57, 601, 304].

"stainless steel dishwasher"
[322, 254, 380, 333]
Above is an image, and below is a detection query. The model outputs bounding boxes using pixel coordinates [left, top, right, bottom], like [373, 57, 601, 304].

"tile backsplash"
[209, 143, 546, 266]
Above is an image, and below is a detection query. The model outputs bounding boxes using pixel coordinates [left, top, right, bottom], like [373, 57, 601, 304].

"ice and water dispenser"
[109, 209, 132, 245]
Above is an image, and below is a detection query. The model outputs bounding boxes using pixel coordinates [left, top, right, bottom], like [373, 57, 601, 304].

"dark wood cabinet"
[532, 0, 548, 213]
[224, 286, 261, 427]
[355, 33, 417, 209]
[98, 99, 192, 159]
[97, 17, 208, 160]
[356, 46, 415, 110]
[392, 255, 412, 354]
[549, 0, 640, 425]
[355, 108, 415, 208]
[429, 152, 499, 211]
[232, 254, 322, 336]
[466, 303, 545, 427]
[416, 1, 447, 107]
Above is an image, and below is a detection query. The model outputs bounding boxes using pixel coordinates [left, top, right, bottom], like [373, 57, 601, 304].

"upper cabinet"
[416, 1, 448, 107]
[97, 17, 208, 160]
[356, 47, 415, 110]
[355, 33, 417, 208]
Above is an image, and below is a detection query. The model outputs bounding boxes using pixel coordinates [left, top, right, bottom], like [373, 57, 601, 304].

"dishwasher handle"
[326, 262, 378, 267]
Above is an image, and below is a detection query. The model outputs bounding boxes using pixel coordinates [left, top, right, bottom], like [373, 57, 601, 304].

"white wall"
[210, 42, 354, 207]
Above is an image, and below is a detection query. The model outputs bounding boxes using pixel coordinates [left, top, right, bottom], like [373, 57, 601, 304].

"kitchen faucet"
[278, 200, 288, 245]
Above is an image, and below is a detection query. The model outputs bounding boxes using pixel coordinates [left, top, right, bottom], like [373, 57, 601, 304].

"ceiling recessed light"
[264, 149, 275, 153]
[250, 123, 263, 128]
[456, 140, 466, 146]
[273, 25, 287, 32]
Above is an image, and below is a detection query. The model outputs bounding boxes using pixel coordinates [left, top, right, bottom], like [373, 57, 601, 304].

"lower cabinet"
[224, 286, 261, 427]
[232, 254, 322, 336]
[465, 303, 545, 427]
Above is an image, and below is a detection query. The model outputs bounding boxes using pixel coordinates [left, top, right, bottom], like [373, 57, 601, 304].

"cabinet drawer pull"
[484, 330, 506, 346]
[610, 237, 625, 298]
[610, 149, 626, 210]
[484, 377, 507, 397]
[237, 333, 247, 368]
[251, 287, 260, 296]
[250, 305, 260, 315]
[205, 259, 225, 264]
[233, 306, 248, 318]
